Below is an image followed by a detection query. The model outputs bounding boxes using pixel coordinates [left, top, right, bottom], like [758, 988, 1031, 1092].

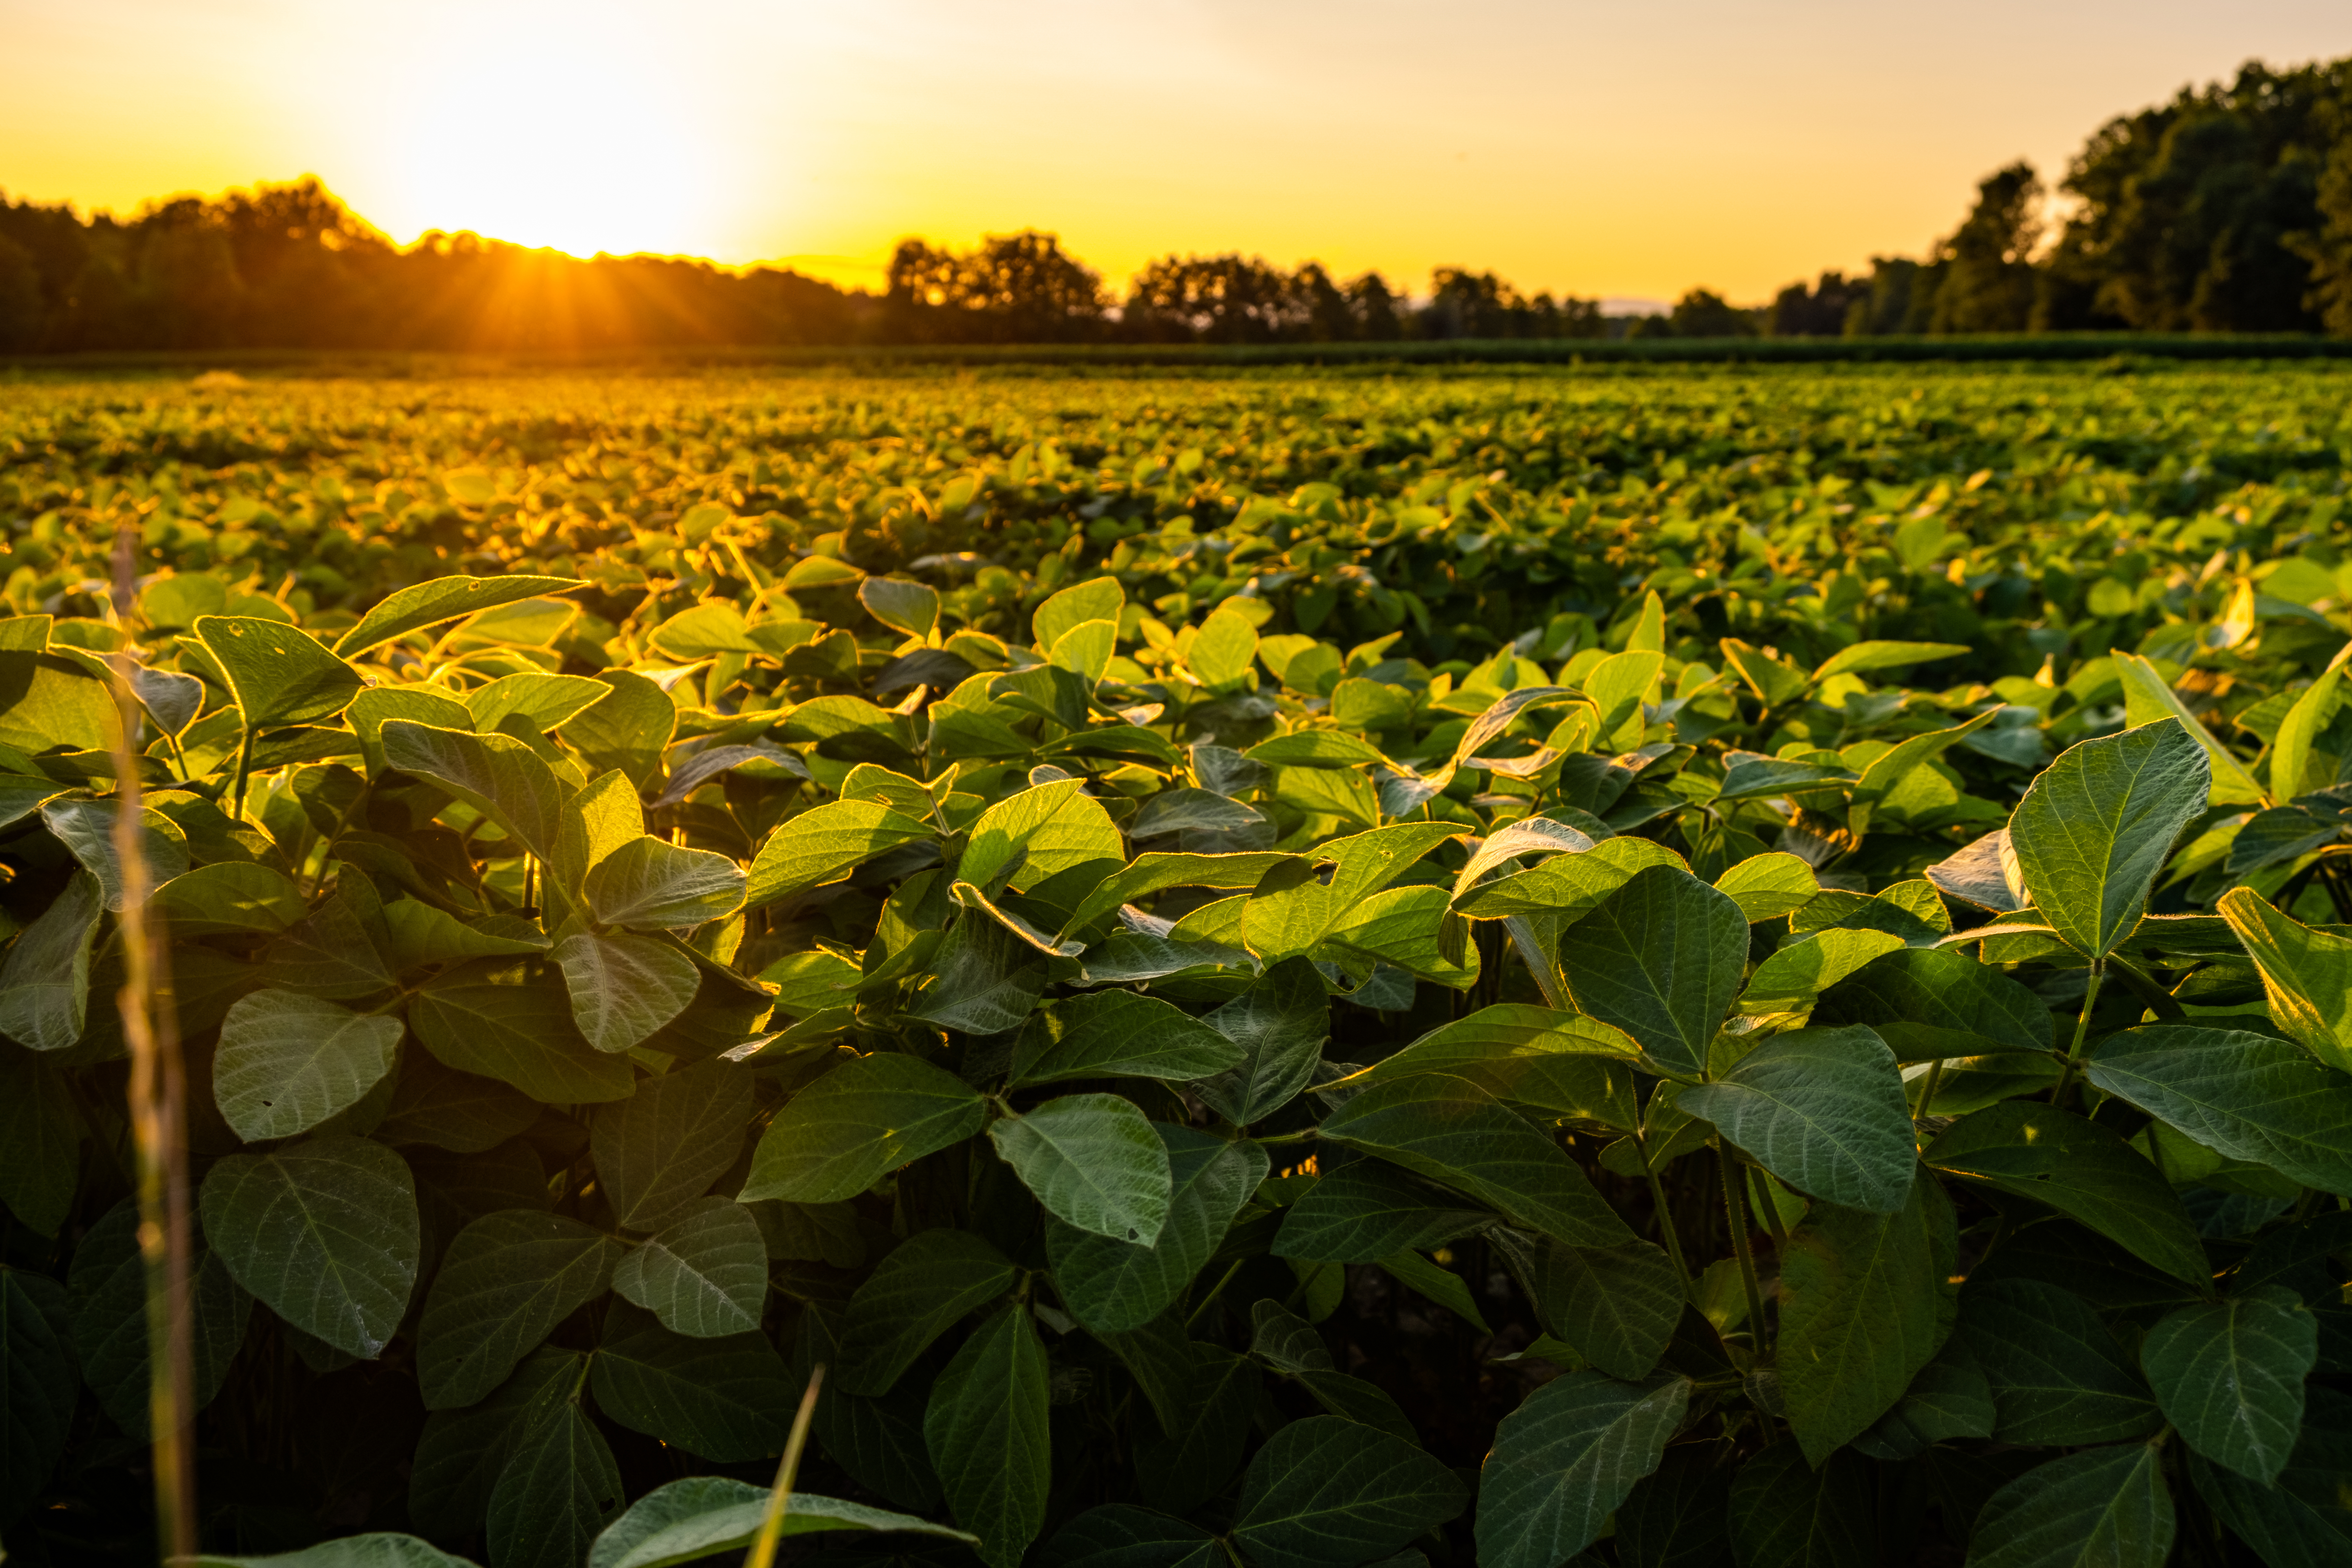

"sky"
[2, 0, 2347, 306]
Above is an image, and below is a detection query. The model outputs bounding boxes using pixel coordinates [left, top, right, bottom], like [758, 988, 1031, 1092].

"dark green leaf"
[411, 958, 636, 1105]
[2007, 719, 2209, 960]
[584, 835, 747, 929]
[1048, 1127, 1264, 1333]
[741, 1052, 987, 1205]
[1958, 1280, 2163, 1445]
[2085, 1025, 2352, 1197]
[1011, 990, 1246, 1088]
[200, 1135, 419, 1359]
[924, 1305, 1051, 1568]
[1190, 956, 1330, 1124]
[587, 1476, 974, 1568]
[1036, 1506, 1221, 1568]
[486, 1399, 623, 1568]
[191, 1536, 481, 1568]
[1777, 1174, 1952, 1464]
[152, 861, 307, 939]
[1554, 863, 1748, 1078]
[554, 930, 701, 1053]
[1474, 1371, 1689, 1568]
[1, 1267, 76, 1519]
[41, 797, 190, 911]
[590, 1301, 793, 1462]
[1725, 1444, 1875, 1568]
[408, 1346, 583, 1539]
[611, 1198, 767, 1338]
[837, 1230, 1019, 1396]
[0, 871, 100, 1052]
[256, 876, 397, 1000]
[1967, 1442, 2174, 1568]
[1678, 1026, 1916, 1213]
[212, 990, 402, 1142]
[335, 575, 583, 659]
[1331, 1003, 1643, 1130]
[1132, 1341, 1258, 1517]
[1537, 1239, 1686, 1382]
[2143, 1285, 2316, 1484]
[990, 1095, 1172, 1244]
[591, 1058, 756, 1229]
[1812, 945, 2053, 1059]
[1232, 1415, 1469, 1568]
[374, 1052, 541, 1154]
[67, 1202, 251, 1437]
[416, 1209, 622, 1408]
[909, 914, 1049, 1034]
[1274, 1157, 1496, 1263]
[381, 720, 570, 863]
[0, 1042, 85, 1234]
[2185, 1385, 2352, 1568]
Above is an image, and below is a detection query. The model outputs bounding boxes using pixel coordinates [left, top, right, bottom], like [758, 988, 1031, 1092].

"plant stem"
[229, 723, 256, 823]
[1187, 1258, 1248, 1330]
[1718, 1143, 1769, 1351]
[743, 1364, 825, 1568]
[1913, 1055, 1948, 1125]
[107, 526, 196, 1565]
[2049, 960, 2106, 1110]
[1637, 1141, 1698, 1307]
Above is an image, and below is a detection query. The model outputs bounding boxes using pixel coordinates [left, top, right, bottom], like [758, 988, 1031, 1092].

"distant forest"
[3, 53, 2349, 353]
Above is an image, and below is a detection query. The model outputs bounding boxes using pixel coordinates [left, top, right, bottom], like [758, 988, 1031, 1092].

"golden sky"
[3, 0, 2346, 304]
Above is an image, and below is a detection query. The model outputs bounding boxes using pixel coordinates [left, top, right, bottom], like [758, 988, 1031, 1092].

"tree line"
[4, 52, 2348, 353]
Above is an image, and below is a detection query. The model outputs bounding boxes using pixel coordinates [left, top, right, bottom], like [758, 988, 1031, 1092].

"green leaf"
[1033, 577, 1123, 650]
[990, 1094, 1173, 1244]
[191, 1536, 482, 1568]
[1232, 1415, 1469, 1568]
[583, 835, 747, 929]
[2115, 651, 2265, 805]
[837, 1230, 1019, 1396]
[1812, 945, 2052, 1060]
[1958, 1279, 2163, 1445]
[746, 800, 936, 910]
[2185, 1385, 2352, 1568]
[1925, 1101, 2211, 1288]
[1616, 1447, 1732, 1568]
[1059, 851, 1298, 939]
[1583, 649, 1662, 746]
[588, 1477, 973, 1568]
[1036, 1506, 1221, 1568]
[1317, 1074, 1635, 1248]
[1777, 1174, 1951, 1464]
[591, 1059, 756, 1229]
[40, 797, 190, 911]
[1011, 990, 1245, 1087]
[0, 1043, 84, 1234]
[380, 720, 570, 862]
[1737, 929, 1907, 1015]
[567, 670, 676, 788]
[1810, 639, 1970, 684]
[1678, 1026, 1915, 1212]
[1331, 1004, 1641, 1120]
[153, 861, 307, 938]
[2271, 649, 2352, 802]
[2085, 1025, 2352, 1197]
[1725, 1444, 1876, 1568]
[741, 1052, 987, 1204]
[374, 1052, 540, 1154]
[1186, 603, 1259, 692]
[1274, 1158, 1497, 1263]
[1130, 1339, 1259, 1516]
[925, 1305, 1052, 1568]
[611, 1198, 767, 1338]
[553, 930, 701, 1053]
[257, 875, 397, 1000]
[336, 574, 584, 659]
[1534, 1239, 1685, 1381]
[1048, 1127, 1265, 1333]
[416, 1209, 622, 1408]
[0, 650, 121, 754]
[908, 912, 1050, 1033]
[589, 1301, 796, 1462]
[1, 1267, 76, 1520]
[1190, 956, 1329, 1124]
[2143, 1286, 2317, 1484]
[1715, 851, 1822, 922]
[408, 1346, 582, 1539]
[200, 1135, 420, 1359]
[1248, 1298, 1332, 1371]
[2218, 886, 2352, 1074]
[1474, 1371, 1689, 1568]
[1842, 709, 2001, 839]
[466, 670, 612, 735]
[66, 1201, 251, 1437]
[1452, 835, 1685, 920]
[412, 958, 635, 1105]
[197, 614, 365, 727]
[486, 1399, 623, 1568]
[0, 871, 100, 1052]
[961, 779, 1125, 894]
[1554, 863, 1748, 1077]
[2006, 719, 2209, 960]
[1244, 822, 1462, 962]
[798, 1305, 944, 1508]
[348, 687, 474, 777]
[1967, 1442, 2175, 1568]
[1376, 1247, 1494, 1333]
[212, 989, 403, 1142]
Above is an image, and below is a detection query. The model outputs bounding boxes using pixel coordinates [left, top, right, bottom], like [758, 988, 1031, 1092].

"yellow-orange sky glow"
[4, 0, 2347, 304]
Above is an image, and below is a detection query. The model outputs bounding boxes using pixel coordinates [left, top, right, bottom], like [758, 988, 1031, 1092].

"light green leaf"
[1191, 957, 1330, 1125]
[415, 1209, 622, 1408]
[1474, 1371, 1688, 1568]
[335, 574, 584, 659]
[381, 720, 571, 862]
[1715, 851, 1821, 922]
[588, 1476, 973, 1568]
[411, 958, 636, 1104]
[1777, 1174, 1950, 1464]
[212, 989, 403, 1142]
[348, 687, 474, 776]
[553, 930, 701, 1053]
[153, 861, 307, 938]
[197, 614, 365, 727]
[1059, 850, 1297, 938]
[1245, 821, 1462, 962]
[200, 1135, 420, 1359]
[925, 1305, 1052, 1568]
[837, 1230, 1019, 1395]
[1966, 1442, 2175, 1568]
[990, 1094, 1172, 1244]
[960, 778, 1124, 894]
[745, 799, 936, 909]
[190, 1535, 482, 1568]
[382, 898, 549, 969]
[1048, 1127, 1266, 1333]
[1737, 929, 1908, 1015]
[2085, 1025, 2352, 1197]
[0, 649, 121, 754]
[2143, 1286, 2317, 1484]
[568, 670, 675, 788]
[1317, 1073, 1636, 1248]
[40, 797, 190, 911]
[2007, 719, 2209, 960]
[1233, 1416, 1468, 1568]
[1810, 640, 1969, 685]
[1925, 1101, 2210, 1288]
[1451, 834, 1684, 920]
[611, 1198, 768, 1338]
[1187, 604, 1259, 693]
[583, 835, 746, 929]
[1554, 863, 1748, 1078]
[590, 1059, 757, 1229]
[0, 871, 101, 1052]
[1958, 1280, 2163, 1445]
[2116, 651, 2265, 805]
[2219, 885, 2352, 1074]
[1679, 1026, 1916, 1212]
[741, 1052, 987, 1204]
[1032, 577, 1123, 651]
[1583, 649, 1662, 746]
[1010, 990, 1244, 1087]
[465, 671, 611, 735]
